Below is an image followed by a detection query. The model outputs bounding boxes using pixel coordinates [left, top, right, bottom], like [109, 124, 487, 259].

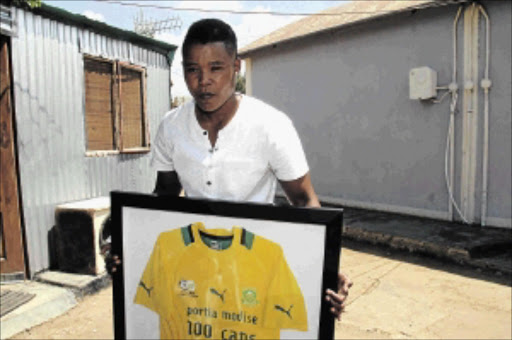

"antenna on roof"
[133, 9, 182, 38]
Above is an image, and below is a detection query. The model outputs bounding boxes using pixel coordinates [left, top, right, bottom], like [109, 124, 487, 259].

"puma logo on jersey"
[275, 304, 293, 319]
[210, 288, 227, 302]
[139, 280, 153, 297]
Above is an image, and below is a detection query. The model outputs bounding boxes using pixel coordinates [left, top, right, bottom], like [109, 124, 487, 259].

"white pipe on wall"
[450, 6, 463, 221]
[445, 5, 469, 223]
[478, 4, 491, 226]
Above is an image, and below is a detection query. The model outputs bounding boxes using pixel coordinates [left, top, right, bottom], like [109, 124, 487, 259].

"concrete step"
[342, 207, 512, 275]
[35, 271, 111, 298]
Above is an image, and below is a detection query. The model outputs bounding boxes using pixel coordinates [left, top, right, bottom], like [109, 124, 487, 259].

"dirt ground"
[11, 241, 512, 340]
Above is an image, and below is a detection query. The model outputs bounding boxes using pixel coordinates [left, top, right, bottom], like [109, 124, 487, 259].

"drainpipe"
[478, 4, 491, 226]
[460, 3, 480, 224]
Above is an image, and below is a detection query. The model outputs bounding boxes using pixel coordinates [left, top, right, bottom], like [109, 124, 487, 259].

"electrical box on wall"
[409, 66, 437, 100]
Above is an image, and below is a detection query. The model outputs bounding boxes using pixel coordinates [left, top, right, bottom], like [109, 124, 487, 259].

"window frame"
[117, 61, 150, 154]
[83, 54, 150, 156]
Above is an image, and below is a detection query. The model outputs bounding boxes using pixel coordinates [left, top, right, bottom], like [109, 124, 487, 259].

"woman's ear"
[234, 57, 241, 73]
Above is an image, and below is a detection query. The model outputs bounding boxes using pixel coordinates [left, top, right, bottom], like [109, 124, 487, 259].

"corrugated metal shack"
[1, 2, 176, 277]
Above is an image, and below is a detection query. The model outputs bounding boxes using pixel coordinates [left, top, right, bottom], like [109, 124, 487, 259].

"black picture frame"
[111, 191, 342, 340]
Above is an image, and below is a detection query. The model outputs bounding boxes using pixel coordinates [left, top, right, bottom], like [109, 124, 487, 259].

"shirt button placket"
[202, 130, 213, 191]
[208, 140, 219, 193]
[206, 156, 213, 189]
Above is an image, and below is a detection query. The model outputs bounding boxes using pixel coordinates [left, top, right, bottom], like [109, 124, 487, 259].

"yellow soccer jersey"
[134, 222, 308, 339]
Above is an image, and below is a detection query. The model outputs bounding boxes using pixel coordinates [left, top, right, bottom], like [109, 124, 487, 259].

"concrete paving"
[0, 281, 76, 340]
[340, 207, 512, 276]
[0, 272, 109, 340]
[0, 205, 510, 339]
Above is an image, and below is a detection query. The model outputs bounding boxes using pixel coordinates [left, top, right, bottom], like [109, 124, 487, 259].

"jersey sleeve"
[267, 115, 309, 182]
[134, 236, 163, 315]
[262, 246, 308, 331]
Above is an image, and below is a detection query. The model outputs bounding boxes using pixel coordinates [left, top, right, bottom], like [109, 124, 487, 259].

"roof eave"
[239, 0, 467, 58]
[18, 2, 177, 57]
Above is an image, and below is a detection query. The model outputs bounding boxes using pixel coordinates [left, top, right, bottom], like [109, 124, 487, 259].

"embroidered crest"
[241, 288, 259, 306]
[179, 279, 197, 297]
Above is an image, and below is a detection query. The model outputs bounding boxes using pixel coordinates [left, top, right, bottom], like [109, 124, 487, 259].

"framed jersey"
[110, 191, 343, 340]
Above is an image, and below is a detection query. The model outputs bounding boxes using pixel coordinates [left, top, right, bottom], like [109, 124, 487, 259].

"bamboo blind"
[84, 58, 115, 151]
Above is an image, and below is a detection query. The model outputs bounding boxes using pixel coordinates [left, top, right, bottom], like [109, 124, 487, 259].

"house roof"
[18, 2, 177, 57]
[239, 0, 465, 57]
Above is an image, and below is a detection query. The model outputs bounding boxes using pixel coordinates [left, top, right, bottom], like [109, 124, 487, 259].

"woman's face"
[183, 42, 240, 113]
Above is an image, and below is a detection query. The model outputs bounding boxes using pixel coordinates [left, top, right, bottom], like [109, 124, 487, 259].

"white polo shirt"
[151, 95, 309, 203]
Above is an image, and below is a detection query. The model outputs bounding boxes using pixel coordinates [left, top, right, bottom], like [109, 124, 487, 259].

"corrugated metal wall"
[10, 7, 172, 275]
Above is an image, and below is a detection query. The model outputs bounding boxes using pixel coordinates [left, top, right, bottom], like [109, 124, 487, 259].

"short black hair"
[182, 18, 237, 59]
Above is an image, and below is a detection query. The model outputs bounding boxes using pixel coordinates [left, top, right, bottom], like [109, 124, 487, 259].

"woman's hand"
[326, 272, 353, 320]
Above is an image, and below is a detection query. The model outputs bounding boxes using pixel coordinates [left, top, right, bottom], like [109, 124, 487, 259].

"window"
[84, 56, 149, 154]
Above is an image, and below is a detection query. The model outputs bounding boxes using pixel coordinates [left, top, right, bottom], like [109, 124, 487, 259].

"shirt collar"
[189, 94, 246, 138]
